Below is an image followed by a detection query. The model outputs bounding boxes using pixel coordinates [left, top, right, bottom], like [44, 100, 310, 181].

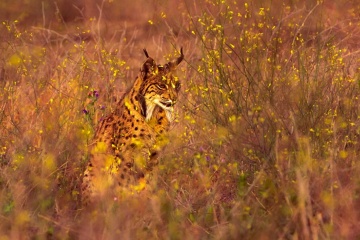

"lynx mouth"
[161, 100, 173, 108]
[145, 99, 176, 122]
[155, 99, 175, 122]
[155, 99, 174, 111]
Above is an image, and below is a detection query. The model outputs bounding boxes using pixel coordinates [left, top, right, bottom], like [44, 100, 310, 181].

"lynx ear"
[141, 49, 158, 79]
[174, 47, 184, 66]
[164, 47, 184, 72]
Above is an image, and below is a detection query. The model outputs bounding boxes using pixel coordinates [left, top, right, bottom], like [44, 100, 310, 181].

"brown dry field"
[0, 0, 360, 239]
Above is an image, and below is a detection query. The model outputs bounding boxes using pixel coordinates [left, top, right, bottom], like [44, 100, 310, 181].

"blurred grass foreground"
[0, 0, 359, 239]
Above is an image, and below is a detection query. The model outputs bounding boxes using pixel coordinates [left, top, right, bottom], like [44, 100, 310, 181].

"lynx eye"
[156, 83, 167, 90]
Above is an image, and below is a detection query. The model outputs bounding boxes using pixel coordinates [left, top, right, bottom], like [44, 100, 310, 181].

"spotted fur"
[81, 48, 184, 204]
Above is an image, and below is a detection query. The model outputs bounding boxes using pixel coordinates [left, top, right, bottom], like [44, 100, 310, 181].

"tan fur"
[81, 48, 184, 204]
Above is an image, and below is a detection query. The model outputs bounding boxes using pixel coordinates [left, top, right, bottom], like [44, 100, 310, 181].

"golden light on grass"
[0, 0, 359, 239]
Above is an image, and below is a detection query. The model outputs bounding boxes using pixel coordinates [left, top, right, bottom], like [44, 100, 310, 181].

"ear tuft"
[141, 49, 157, 79]
[165, 47, 184, 71]
[143, 49, 149, 58]
[175, 47, 184, 65]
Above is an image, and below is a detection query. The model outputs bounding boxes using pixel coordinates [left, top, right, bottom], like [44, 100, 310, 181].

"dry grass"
[0, 0, 360, 239]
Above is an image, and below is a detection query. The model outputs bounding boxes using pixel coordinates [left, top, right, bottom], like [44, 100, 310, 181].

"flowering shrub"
[0, 0, 359, 239]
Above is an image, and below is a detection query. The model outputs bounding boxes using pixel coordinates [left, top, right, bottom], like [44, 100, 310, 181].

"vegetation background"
[0, 0, 359, 239]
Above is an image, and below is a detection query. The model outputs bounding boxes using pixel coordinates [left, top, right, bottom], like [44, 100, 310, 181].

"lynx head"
[138, 48, 184, 122]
